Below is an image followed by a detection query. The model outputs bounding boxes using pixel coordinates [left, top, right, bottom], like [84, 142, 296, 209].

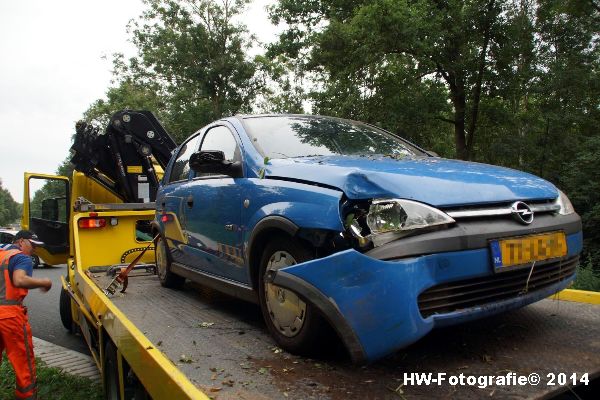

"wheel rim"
[156, 238, 167, 280]
[264, 250, 307, 338]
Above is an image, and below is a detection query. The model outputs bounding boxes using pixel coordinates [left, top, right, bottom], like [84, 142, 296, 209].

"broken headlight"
[344, 199, 455, 249]
[367, 199, 455, 233]
[366, 199, 454, 246]
[556, 190, 575, 215]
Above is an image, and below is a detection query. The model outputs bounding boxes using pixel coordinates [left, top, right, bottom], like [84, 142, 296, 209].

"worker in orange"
[0, 230, 52, 400]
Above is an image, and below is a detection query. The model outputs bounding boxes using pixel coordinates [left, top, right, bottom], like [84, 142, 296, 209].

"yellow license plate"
[490, 232, 567, 270]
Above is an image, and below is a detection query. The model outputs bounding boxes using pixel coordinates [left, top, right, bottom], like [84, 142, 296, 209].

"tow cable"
[104, 234, 159, 295]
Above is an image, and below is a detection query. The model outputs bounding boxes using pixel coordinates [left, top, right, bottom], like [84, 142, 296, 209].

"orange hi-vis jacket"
[0, 248, 29, 314]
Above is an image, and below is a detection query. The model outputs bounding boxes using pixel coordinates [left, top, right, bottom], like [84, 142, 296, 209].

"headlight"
[366, 199, 455, 234]
[556, 190, 575, 215]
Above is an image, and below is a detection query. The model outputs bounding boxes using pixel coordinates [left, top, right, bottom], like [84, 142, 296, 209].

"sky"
[0, 0, 276, 203]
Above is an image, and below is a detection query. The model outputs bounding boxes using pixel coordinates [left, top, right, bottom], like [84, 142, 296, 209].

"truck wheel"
[103, 341, 120, 400]
[59, 284, 74, 333]
[155, 235, 185, 289]
[258, 236, 324, 355]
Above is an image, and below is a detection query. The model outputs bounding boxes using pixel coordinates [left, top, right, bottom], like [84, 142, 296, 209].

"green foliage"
[573, 258, 600, 292]
[0, 179, 20, 227]
[85, 0, 263, 143]
[559, 136, 600, 271]
[0, 356, 102, 400]
[269, 0, 521, 159]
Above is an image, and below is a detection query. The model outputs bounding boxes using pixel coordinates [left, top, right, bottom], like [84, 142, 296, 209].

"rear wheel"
[103, 341, 120, 400]
[155, 234, 185, 289]
[59, 283, 74, 333]
[258, 236, 324, 355]
[31, 255, 40, 268]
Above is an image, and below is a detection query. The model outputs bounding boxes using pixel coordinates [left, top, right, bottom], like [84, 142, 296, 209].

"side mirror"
[190, 150, 242, 178]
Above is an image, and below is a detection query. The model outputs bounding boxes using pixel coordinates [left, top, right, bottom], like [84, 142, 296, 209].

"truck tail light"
[78, 218, 107, 229]
[161, 214, 174, 222]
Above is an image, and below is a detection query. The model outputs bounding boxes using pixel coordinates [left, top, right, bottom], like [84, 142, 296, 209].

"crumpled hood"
[265, 155, 558, 207]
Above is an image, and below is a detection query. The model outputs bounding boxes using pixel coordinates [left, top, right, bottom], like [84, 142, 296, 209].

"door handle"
[186, 195, 194, 208]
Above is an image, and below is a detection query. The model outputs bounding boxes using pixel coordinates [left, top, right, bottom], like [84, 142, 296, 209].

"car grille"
[417, 256, 579, 318]
[443, 199, 559, 220]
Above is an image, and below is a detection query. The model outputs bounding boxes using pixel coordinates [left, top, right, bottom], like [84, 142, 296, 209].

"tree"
[85, 0, 263, 143]
[269, 0, 521, 159]
[0, 179, 20, 227]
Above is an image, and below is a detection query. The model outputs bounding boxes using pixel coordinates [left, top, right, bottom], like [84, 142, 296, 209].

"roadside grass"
[1, 355, 102, 400]
[573, 259, 600, 292]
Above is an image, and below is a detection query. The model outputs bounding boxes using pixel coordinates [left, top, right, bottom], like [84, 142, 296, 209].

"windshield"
[243, 116, 426, 159]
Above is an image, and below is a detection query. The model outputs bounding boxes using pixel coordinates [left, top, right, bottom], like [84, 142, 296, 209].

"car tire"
[103, 340, 120, 400]
[258, 236, 324, 355]
[59, 283, 74, 333]
[31, 255, 40, 269]
[155, 234, 185, 289]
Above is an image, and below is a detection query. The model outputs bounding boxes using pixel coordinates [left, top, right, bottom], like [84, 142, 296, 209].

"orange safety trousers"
[0, 308, 37, 399]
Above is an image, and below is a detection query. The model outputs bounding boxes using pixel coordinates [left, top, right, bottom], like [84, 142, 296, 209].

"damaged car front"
[158, 114, 582, 364]
[235, 115, 582, 363]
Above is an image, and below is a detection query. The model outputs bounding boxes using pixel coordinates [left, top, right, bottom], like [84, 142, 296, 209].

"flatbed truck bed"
[89, 268, 599, 399]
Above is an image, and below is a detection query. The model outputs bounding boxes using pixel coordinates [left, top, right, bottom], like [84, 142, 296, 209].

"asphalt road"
[24, 264, 90, 354]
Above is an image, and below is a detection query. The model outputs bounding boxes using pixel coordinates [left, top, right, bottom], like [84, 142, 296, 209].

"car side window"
[196, 126, 241, 178]
[168, 133, 202, 183]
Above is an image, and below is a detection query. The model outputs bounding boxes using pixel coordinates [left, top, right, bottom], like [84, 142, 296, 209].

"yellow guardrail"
[551, 289, 600, 305]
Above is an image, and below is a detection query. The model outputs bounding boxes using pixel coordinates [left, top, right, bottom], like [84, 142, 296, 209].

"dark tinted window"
[169, 134, 202, 183]
[243, 116, 425, 159]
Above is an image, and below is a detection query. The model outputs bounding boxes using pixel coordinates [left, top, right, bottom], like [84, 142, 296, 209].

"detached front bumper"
[271, 230, 583, 363]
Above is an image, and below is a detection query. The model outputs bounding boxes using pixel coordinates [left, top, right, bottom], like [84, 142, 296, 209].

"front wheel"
[155, 234, 185, 289]
[258, 236, 324, 355]
[59, 284, 74, 333]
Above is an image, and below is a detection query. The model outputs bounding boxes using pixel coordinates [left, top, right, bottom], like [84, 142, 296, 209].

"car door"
[183, 124, 246, 283]
[158, 132, 203, 266]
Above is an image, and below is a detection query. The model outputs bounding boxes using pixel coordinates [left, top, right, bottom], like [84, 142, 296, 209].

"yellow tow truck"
[21, 110, 599, 399]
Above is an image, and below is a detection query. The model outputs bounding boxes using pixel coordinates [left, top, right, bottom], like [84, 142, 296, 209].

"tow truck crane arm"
[69, 110, 177, 203]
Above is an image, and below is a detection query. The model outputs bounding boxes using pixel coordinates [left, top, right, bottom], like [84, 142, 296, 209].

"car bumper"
[271, 230, 583, 363]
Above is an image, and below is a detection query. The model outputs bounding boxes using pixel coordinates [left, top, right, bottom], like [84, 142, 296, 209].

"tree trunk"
[450, 73, 468, 160]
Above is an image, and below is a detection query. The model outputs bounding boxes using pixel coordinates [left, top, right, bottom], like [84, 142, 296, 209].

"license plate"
[490, 231, 567, 270]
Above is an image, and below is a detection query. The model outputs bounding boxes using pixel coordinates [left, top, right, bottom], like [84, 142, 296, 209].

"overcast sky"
[0, 0, 276, 203]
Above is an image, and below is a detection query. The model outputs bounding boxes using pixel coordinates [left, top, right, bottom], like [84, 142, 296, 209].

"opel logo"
[511, 201, 534, 225]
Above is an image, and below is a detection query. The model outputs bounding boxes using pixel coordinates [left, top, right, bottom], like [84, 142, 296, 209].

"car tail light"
[78, 218, 107, 229]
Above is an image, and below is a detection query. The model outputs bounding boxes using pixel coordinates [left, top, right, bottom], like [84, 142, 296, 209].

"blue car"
[153, 115, 582, 363]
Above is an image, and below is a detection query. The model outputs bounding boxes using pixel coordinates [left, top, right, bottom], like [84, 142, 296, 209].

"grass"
[572, 258, 600, 292]
[1, 355, 102, 400]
